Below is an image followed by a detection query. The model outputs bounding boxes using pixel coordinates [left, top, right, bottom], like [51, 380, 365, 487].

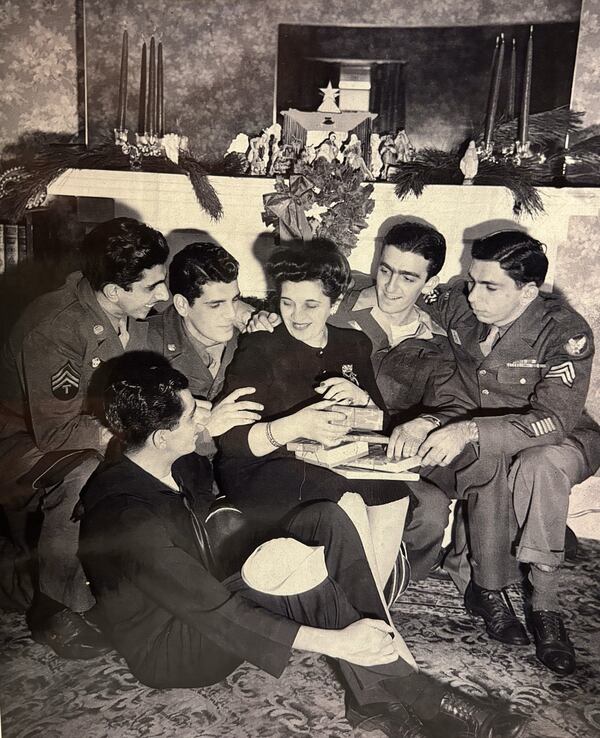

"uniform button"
[481, 388, 490, 396]
[520, 377, 527, 384]
[479, 369, 487, 376]
[317, 350, 324, 356]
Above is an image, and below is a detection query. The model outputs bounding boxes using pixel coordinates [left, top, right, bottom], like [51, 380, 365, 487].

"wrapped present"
[329, 405, 384, 431]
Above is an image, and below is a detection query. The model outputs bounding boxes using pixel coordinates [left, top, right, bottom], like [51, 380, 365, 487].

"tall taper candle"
[137, 41, 147, 134]
[157, 42, 164, 136]
[507, 37, 516, 119]
[147, 36, 156, 136]
[518, 26, 533, 143]
[484, 34, 505, 149]
[117, 29, 128, 130]
[483, 37, 499, 145]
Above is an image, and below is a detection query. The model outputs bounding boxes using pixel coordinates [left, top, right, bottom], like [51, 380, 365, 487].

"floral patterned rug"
[1, 541, 599, 738]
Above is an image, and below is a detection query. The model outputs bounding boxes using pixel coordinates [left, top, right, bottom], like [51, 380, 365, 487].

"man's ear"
[422, 275, 440, 294]
[173, 294, 190, 317]
[102, 283, 121, 304]
[521, 282, 539, 304]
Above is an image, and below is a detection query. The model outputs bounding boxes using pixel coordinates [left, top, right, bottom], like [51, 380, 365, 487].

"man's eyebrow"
[468, 272, 500, 286]
[380, 261, 421, 279]
[147, 279, 167, 290]
[205, 291, 241, 305]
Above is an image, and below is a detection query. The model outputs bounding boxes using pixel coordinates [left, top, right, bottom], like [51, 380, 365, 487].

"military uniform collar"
[75, 273, 148, 352]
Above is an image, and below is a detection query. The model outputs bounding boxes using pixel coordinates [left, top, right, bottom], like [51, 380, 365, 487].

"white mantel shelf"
[48, 169, 600, 295]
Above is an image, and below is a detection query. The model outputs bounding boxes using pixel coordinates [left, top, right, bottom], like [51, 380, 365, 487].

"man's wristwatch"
[420, 415, 442, 429]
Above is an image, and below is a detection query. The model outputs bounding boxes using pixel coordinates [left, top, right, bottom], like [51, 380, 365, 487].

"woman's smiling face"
[279, 280, 333, 347]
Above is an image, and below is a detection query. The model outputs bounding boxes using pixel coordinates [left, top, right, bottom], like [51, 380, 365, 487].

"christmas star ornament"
[318, 81, 341, 114]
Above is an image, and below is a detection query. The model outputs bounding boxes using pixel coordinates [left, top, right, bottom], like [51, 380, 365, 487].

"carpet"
[1, 541, 599, 738]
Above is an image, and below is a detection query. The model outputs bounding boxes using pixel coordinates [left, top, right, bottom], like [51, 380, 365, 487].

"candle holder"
[476, 141, 496, 162]
[515, 140, 532, 159]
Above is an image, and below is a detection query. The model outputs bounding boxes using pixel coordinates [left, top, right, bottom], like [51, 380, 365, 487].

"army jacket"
[146, 304, 238, 402]
[0, 272, 148, 496]
[420, 281, 600, 471]
[329, 277, 456, 421]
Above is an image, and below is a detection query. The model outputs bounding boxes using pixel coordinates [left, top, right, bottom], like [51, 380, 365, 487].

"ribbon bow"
[262, 174, 316, 241]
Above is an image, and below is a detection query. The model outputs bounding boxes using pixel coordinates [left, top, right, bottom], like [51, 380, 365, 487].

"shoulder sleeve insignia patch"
[51, 361, 81, 401]
[545, 361, 575, 388]
[564, 334, 588, 357]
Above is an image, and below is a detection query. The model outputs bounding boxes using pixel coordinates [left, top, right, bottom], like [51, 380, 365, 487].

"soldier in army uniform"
[390, 231, 600, 675]
[0, 217, 170, 658]
[146, 242, 264, 456]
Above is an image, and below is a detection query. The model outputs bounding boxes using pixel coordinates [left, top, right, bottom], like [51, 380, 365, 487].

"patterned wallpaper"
[0, 0, 79, 151]
[84, 0, 583, 157]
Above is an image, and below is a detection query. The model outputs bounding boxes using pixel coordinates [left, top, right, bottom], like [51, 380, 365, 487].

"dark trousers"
[137, 501, 442, 709]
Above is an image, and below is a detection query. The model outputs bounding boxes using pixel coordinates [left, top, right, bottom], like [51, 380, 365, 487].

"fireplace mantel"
[47, 169, 600, 294]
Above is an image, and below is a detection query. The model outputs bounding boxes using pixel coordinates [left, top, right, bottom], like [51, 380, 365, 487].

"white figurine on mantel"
[316, 132, 341, 163]
[226, 133, 250, 156]
[317, 81, 341, 114]
[394, 129, 415, 163]
[264, 122, 282, 144]
[248, 131, 269, 175]
[460, 140, 479, 184]
[370, 133, 383, 179]
[343, 134, 374, 180]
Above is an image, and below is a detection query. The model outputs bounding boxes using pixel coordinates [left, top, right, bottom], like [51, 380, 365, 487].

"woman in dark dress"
[216, 242, 412, 591]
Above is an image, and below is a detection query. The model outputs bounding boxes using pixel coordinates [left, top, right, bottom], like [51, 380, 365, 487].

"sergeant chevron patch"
[546, 361, 575, 388]
[531, 417, 557, 437]
[51, 361, 80, 401]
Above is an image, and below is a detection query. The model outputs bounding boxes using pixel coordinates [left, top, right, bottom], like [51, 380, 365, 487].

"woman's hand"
[315, 377, 370, 407]
[288, 400, 350, 446]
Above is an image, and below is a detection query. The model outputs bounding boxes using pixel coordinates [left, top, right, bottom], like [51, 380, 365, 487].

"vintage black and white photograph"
[0, 0, 599, 736]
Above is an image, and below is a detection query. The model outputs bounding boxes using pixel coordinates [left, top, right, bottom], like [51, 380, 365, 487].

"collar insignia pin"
[93, 324, 104, 335]
[91, 357, 101, 368]
[168, 343, 176, 352]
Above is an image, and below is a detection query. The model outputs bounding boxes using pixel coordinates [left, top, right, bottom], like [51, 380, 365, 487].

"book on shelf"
[0, 226, 4, 275]
[3, 224, 18, 268]
[18, 224, 27, 263]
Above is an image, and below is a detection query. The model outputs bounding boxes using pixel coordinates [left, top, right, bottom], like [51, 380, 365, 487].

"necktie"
[479, 325, 500, 357]
[118, 318, 130, 349]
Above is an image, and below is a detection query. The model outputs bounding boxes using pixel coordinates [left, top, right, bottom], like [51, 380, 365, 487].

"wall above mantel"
[47, 168, 600, 295]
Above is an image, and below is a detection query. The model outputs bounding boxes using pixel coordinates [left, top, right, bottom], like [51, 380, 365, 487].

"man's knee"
[511, 444, 585, 488]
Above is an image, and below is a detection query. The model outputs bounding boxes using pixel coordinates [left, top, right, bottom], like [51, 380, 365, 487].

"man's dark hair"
[81, 217, 169, 292]
[104, 361, 189, 451]
[471, 231, 548, 287]
[267, 239, 351, 301]
[382, 222, 446, 279]
[169, 242, 239, 304]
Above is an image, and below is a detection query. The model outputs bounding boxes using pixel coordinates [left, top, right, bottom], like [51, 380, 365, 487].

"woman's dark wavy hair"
[104, 360, 189, 451]
[81, 217, 169, 291]
[266, 239, 351, 302]
[471, 230, 548, 287]
[169, 242, 239, 304]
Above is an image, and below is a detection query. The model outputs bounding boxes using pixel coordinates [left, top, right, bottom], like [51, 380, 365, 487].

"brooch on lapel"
[342, 364, 359, 385]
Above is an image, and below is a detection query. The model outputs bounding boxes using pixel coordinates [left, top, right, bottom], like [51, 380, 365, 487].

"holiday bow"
[262, 174, 315, 241]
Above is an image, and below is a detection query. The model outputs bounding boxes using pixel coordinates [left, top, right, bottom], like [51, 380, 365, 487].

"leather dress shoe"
[345, 694, 429, 738]
[528, 610, 576, 675]
[435, 691, 528, 738]
[30, 608, 112, 660]
[465, 582, 530, 646]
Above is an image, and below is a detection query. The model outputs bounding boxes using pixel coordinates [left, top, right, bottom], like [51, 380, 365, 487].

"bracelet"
[266, 421, 284, 448]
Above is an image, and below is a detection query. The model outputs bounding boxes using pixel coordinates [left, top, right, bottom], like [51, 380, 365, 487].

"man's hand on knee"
[328, 619, 399, 666]
[418, 421, 479, 467]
